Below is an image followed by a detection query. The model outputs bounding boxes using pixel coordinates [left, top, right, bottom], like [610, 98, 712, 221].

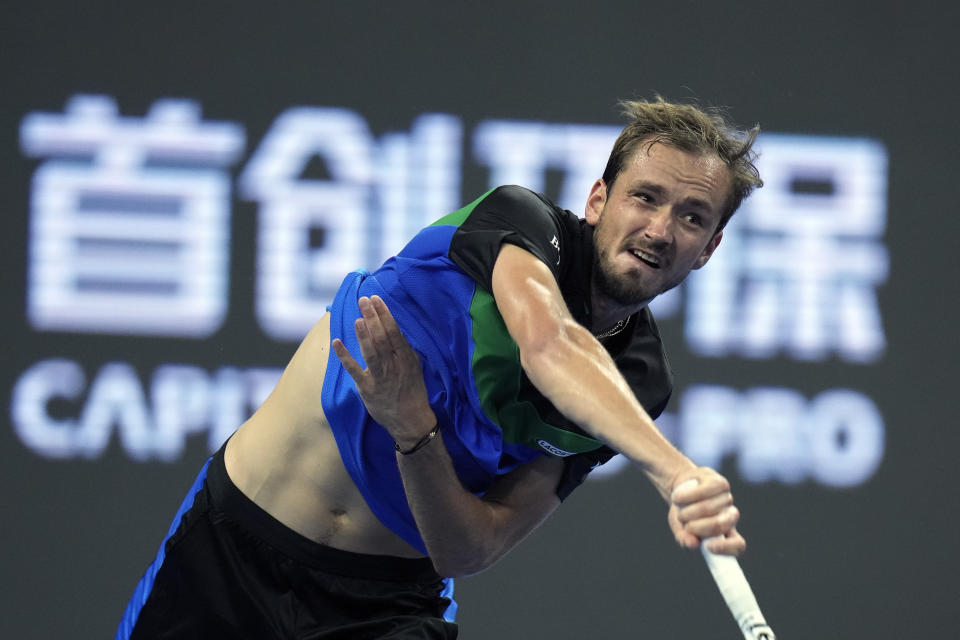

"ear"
[584, 179, 607, 226]
[693, 230, 723, 269]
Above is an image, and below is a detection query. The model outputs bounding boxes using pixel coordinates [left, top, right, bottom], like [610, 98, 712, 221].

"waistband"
[205, 444, 442, 584]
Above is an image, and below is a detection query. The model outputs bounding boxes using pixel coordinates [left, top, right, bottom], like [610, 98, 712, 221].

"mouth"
[629, 248, 662, 269]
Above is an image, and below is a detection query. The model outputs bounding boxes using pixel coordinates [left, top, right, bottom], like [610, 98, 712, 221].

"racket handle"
[672, 479, 775, 639]
[701, 541, 775, 640]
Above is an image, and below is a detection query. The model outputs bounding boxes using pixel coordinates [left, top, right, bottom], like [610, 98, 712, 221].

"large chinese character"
[20, 95, 245, 337]
[240, 108, 461, 341]
[685, 135, 888, 362]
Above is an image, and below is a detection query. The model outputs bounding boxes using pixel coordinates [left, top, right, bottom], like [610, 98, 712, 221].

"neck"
[589, 292, 648, 336]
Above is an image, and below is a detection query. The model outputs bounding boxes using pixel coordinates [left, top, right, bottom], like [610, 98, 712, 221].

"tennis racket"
[701, 540, 776, 640]
[673, 479, 775, 639]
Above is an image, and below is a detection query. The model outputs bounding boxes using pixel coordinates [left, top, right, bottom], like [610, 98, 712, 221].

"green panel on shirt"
[467, 287, 605, 456]
[430, 188, 497, 227]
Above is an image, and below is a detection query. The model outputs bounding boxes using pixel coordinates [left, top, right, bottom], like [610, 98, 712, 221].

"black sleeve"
[448, 185, 566, 293]
[556, 447, 618, 501]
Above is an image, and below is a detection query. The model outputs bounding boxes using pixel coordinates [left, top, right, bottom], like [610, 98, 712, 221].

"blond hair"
[602, 96, 763, 230]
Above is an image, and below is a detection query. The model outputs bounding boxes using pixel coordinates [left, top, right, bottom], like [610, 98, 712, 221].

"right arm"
[491, 243, 743, 554]
[491, 244, 684, 490]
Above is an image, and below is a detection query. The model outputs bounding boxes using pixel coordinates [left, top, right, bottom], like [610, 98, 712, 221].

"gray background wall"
[3, 2, 958, 638]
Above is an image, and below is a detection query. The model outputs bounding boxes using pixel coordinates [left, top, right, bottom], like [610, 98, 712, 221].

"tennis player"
[117, 97, 762, 639]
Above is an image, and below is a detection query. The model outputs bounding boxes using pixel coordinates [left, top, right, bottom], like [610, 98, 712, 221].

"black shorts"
[117, 446, 458, 639]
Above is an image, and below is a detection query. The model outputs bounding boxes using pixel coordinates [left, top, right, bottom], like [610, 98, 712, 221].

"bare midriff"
[224, 313, 425, 559]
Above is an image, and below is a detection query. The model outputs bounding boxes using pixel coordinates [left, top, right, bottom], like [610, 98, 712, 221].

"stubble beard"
[592, 244, 658, 308]
[591, 206, 663, 307]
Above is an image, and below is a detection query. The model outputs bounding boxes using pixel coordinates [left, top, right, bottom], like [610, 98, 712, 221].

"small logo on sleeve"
[550, 235, 560, 264]
[537, 439, 575, 457]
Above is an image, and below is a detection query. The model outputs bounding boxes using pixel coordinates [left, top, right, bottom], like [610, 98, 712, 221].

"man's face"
[586, 142, 731, 309]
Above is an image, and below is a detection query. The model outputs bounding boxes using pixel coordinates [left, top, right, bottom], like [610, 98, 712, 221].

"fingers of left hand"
[354, 317, 383, 373]
[359, 298, 398, 358]
[332, 338, 364, 380]
[369, 295, 417, 359]
[358, 298, 388, 343]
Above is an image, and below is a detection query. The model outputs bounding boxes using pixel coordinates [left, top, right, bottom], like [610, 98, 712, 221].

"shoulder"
[466, 186, 579, 260]
[480, 185, 570, 221]
[449, 186, 577, 292]
[486, 184, 548, 205]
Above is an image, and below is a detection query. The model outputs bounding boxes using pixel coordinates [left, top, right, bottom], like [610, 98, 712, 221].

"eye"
[682, 212, 704, 227]
[633, 191, 654, 203]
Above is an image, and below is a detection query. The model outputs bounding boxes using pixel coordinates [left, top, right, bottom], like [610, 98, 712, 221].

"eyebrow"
[631, 182, 716, 214]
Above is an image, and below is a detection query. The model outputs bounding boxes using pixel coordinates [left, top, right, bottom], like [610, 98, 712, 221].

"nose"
[643, 206, 674, 245]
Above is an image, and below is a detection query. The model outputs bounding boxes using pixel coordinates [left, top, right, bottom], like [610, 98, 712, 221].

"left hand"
[331, 295, 437, 448]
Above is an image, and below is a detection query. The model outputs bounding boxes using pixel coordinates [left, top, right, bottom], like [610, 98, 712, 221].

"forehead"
[620, 142, 732, 209]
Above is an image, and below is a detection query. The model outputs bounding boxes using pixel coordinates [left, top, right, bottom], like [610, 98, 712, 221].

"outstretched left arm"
[332, 295, 565, 577]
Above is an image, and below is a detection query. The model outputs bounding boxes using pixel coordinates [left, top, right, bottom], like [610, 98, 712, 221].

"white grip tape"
[673, 479, 775, 640]
[701, 542, 775, 640]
